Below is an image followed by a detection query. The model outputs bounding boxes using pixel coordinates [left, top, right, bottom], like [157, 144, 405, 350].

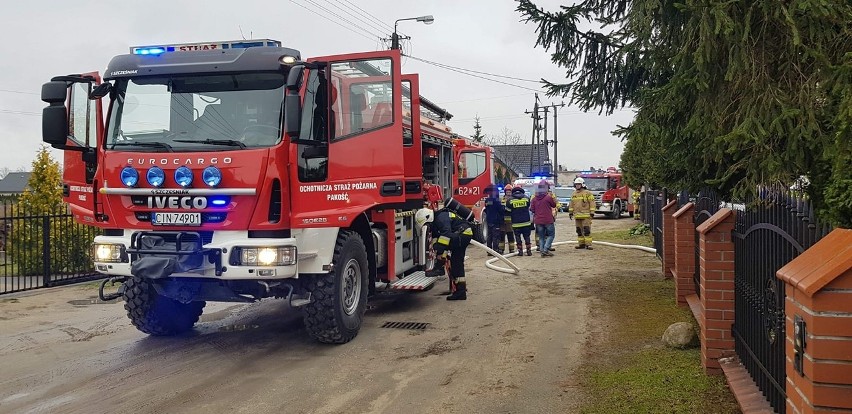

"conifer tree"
[517, 0, 852, 226]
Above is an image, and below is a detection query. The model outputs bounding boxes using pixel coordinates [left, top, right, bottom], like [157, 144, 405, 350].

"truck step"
[390, 271, 436, 291]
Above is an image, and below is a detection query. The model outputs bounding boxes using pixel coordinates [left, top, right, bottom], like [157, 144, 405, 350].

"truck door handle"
[380, 180, 403, 197]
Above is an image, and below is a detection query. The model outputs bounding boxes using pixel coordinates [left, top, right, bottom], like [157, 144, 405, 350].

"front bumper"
[93, 231, 299, 280]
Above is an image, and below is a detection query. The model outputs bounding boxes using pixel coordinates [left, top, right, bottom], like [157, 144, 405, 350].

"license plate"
[152, 212, 201, 226]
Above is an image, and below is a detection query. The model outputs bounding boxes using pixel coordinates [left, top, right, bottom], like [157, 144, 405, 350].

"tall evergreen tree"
[517, 0, 852, 226]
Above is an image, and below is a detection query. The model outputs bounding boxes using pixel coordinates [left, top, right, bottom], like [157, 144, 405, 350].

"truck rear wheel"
[302, 230, 369, 344]
[122, 276, 205, 336]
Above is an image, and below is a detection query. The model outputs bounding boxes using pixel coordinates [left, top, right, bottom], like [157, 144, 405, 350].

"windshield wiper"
[111, 141, 174, 152]
[173, 139, 247, 149]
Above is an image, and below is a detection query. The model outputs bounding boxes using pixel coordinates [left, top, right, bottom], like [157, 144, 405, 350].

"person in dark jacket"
[483, 185, 505, 254]
[506, 186, 533, 256]
[530, 180, 557, 257]
[415, 207, 473, 301]
[501, 184, 517, 254]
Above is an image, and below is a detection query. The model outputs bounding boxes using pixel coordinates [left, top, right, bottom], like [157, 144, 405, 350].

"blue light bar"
[132, 47, 169, 55]
[130, 39, 281, 54]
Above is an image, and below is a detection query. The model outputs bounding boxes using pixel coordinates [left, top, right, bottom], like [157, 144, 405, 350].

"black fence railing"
[693, 188, 721, 298]
[1, 198, 102, 295]
[732, 189, 832, 414]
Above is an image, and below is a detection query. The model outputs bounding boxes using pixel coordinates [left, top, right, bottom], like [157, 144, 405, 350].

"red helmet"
[504, 184, 513, 192]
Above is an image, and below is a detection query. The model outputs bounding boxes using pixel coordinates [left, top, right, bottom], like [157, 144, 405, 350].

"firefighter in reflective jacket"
[415, 207, 473, 301]
[569, 177, 596, 249]
[501, 184, 517, 253]
[506, 186, 534, 256]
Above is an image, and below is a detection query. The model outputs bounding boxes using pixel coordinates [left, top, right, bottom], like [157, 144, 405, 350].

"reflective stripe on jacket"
[506, 196, 532, 228]
[569, 189, 596, 219]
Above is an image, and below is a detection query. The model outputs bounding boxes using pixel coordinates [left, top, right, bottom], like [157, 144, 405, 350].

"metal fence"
[693, 188, 721, 298]
[1, 198, 102, 295]
[732, 189, 832, 414]
[640, 188, 666, 261]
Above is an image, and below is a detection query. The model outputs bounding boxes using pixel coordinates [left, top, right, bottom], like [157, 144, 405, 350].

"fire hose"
[468, 239, 657, 275]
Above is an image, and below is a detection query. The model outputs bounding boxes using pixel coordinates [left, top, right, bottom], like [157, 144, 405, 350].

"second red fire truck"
[40, 39, 493, 343]
[577, 168, 634, 218]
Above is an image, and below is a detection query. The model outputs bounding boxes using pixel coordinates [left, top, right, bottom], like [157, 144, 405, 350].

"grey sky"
[0, 0, 634, 173]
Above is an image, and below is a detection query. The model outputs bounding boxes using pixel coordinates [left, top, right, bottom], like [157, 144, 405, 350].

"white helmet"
[414, 208, 434, 232]
[573, 177, 585, 185]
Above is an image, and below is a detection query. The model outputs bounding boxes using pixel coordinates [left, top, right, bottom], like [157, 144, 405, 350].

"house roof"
[0, 172, 31, 194]
[491, 144, 551, 177]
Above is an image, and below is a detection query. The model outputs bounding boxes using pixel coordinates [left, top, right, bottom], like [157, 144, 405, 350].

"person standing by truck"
[530, 180, 557, 257]
[416, 207, 473, 301]
[500, 184, 517, 254]
[483, 185, 505, 255]
[569, 177, 596, 249]
[506, 186, 533, 256]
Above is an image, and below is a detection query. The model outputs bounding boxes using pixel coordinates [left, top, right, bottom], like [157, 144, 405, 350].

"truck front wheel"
[122, 277, 205, 336]
[302, 230, 369, 344]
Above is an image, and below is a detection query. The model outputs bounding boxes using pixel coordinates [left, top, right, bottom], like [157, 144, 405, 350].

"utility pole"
[540, 101, 565, 185]
[524, 94, 541, 177]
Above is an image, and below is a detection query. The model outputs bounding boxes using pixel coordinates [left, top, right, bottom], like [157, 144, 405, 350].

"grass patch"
[594, 228, 654, 248]
[577, 261, 739, 414]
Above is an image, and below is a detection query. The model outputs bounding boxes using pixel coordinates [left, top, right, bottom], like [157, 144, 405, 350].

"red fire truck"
[577, 167, 634, 219]
[39, 39, 493, 343]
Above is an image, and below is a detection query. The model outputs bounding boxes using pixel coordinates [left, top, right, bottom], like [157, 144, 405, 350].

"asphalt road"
[0, 217, 639, 414]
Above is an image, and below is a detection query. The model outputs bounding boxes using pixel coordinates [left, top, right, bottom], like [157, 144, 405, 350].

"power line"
[404, 55, 542, 83]
[0, 89, 38, 96]
[296, 0, 383, 41]
[289, 0, 378, 44]
[0, 109, 40, 116]
[403, 54, 543, 93]
[332, 0, 395, 39]
[435, 93, 533, 105]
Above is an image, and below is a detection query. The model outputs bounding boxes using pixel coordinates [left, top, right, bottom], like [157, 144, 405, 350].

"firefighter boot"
[426, 257, 446, 277]
[526, 244, 533, 256]
[447, 280, 467, 301]
[508, 242, 516, 254]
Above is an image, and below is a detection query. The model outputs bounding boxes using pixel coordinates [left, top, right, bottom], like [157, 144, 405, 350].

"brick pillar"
[696, 208, 735, 374]
[672, 203, 696, 307]
[661, 199, 678, 280]
[777, 229, 852, 414]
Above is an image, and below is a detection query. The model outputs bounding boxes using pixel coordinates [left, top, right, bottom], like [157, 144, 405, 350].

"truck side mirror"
[284, 64, 304, 138]
[41, 81, 69, 147]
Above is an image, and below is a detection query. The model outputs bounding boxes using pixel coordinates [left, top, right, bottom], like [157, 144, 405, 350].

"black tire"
[122, 276, 205, 336]
[302, 230, 369, 344]
[609, 202, 622, 219]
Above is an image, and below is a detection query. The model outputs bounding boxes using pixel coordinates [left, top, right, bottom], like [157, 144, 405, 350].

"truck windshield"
[106, 73, 285, 151]
[583, 178, 609, 191]
[553, 188, 574, 198]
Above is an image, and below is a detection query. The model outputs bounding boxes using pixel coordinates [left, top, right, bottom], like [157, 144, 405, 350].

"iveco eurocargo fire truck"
[40, 39, 493, 343]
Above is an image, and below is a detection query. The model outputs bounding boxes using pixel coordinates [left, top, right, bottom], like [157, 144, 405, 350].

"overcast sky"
[0, 0, 634, 173]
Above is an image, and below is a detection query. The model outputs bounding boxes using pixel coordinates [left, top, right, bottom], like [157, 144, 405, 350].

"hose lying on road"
[471, 240, 657, 275]
[469, 240, 520, 274]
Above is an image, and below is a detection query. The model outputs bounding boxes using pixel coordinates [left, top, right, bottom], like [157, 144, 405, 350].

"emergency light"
[130, 39, 282, 55]
[174, 166, 194, 188]
[146, 166, 165, 187]
[121, 166, 139, 187]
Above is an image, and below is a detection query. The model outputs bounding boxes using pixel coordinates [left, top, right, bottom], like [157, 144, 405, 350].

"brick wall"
[672, 203, 696, 307]
[661, 200, 678, 280]
[696, 208, 736, 374]
[778, 229, 852, 413]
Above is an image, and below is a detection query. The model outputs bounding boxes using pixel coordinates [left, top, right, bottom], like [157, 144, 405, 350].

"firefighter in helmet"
[569, 177, 596, 249]
[415, 207, 473, 301]
[500, 184, 517, 254]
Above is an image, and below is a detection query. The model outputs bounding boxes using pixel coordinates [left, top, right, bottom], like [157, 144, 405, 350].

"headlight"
[147, 166, 165, 187]
[232, 246, 297, 266]
[202, 166, 222, 187]
[93, 243, 126, 263]
[120, 166, 139, 187]
[175, 166, 194, 187]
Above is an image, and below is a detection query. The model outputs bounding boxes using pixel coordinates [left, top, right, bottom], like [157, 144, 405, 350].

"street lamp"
[392, 15, 434, 50]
